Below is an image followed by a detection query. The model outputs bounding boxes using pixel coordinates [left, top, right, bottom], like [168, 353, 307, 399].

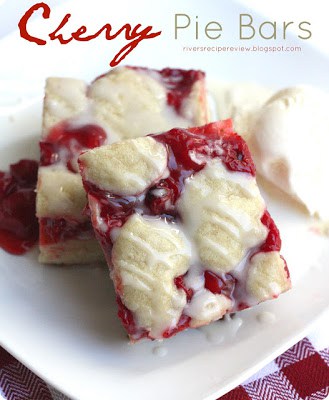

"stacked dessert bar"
[36, 67, 209, 263]
[36, 66, 290, 341]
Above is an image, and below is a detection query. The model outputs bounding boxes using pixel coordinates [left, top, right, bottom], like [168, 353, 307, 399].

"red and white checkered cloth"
[221, 336, 329, 400]
[0, 336, 328, 400]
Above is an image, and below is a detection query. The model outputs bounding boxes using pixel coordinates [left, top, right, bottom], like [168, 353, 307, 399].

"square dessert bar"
[79, 120, 291, 341]
[36, 66, 209, 263]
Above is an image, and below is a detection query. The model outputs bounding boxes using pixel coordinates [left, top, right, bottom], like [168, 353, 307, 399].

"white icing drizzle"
[152, 345, 168, 357]
[80, 137, 168, 196]
[224, 314, 243, 336]
[89, 67, 198, 141]
[177, 159, 267, 274]
[109, 227, 121, 242]
[93, 201, 108, 233]
[150, 188, 168, 198]
[112, 214, 190, 338]
[199, 314, 243, 344]
[106, 155, 270, 335]
[256, 311, 276, 324]
[118, 226, 188, 272]
[39, 66, 206, 221]
[78, 89, 292, 338]
[185, 290, 232, 326]
[183, 264, 205, 292]
[201, 326, 225, 345]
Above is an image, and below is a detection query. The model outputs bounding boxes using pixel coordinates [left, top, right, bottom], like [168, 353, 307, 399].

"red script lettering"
[18, 2, 162, 67]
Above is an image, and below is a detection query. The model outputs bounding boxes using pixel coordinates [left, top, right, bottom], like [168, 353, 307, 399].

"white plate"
[0, 1, 329, 399]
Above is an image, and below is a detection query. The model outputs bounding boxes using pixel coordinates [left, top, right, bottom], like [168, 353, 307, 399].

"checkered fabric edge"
[219, 337, 329, 400]
[0, 337, 328, 400]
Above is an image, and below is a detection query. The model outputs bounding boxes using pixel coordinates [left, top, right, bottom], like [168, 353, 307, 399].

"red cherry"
[204, 270, 236, 298]
[160, 68, 205, 114]
[40, 123, 107, 169]
[0, 160, 39, 255]
[174, 274, 193, 302]
[260, 210, 281, 252]
[162, 314, 191, 338]
[10, 159, 38, 184]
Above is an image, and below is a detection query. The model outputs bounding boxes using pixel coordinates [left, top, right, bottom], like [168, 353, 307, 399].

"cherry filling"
[145, 121, 255, 216]
[39, 218, 94, 245]
[40, 122, 107, 172]
[116, 294, 191, 341]
[260, 210, 281, 252]
[39, 122, 107, 246]
[159, 68, 205, 114]
[174, 274, 194, 302]
[0, 159, 39, 255]
[127, 67, 205, 116]
[39, 67, 206, 251]
[116, 296, 149, 341]
[162, 315, 191, 339]
[204, 271, 236, 299]
[81, 121, 283, 339]
[117, 281, 192, 341]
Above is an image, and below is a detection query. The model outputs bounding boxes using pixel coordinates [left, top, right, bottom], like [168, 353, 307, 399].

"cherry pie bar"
[79, 120, 291, 341]
[36, 66, 209, 263]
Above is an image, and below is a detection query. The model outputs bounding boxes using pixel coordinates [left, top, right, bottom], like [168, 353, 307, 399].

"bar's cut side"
[79, 120, 291, 341]
[36, 66, 209, 263]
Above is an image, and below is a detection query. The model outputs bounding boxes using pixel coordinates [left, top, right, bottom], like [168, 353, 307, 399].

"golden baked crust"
[38, 238, 103, 264]
[246, 251, 290, 301]
[79, 121, 290, 339]
[38, 67, 209, 264]
[177, 160, 267, 273]
[79, 137, 167, 196]
[112, 214, 190, 337]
